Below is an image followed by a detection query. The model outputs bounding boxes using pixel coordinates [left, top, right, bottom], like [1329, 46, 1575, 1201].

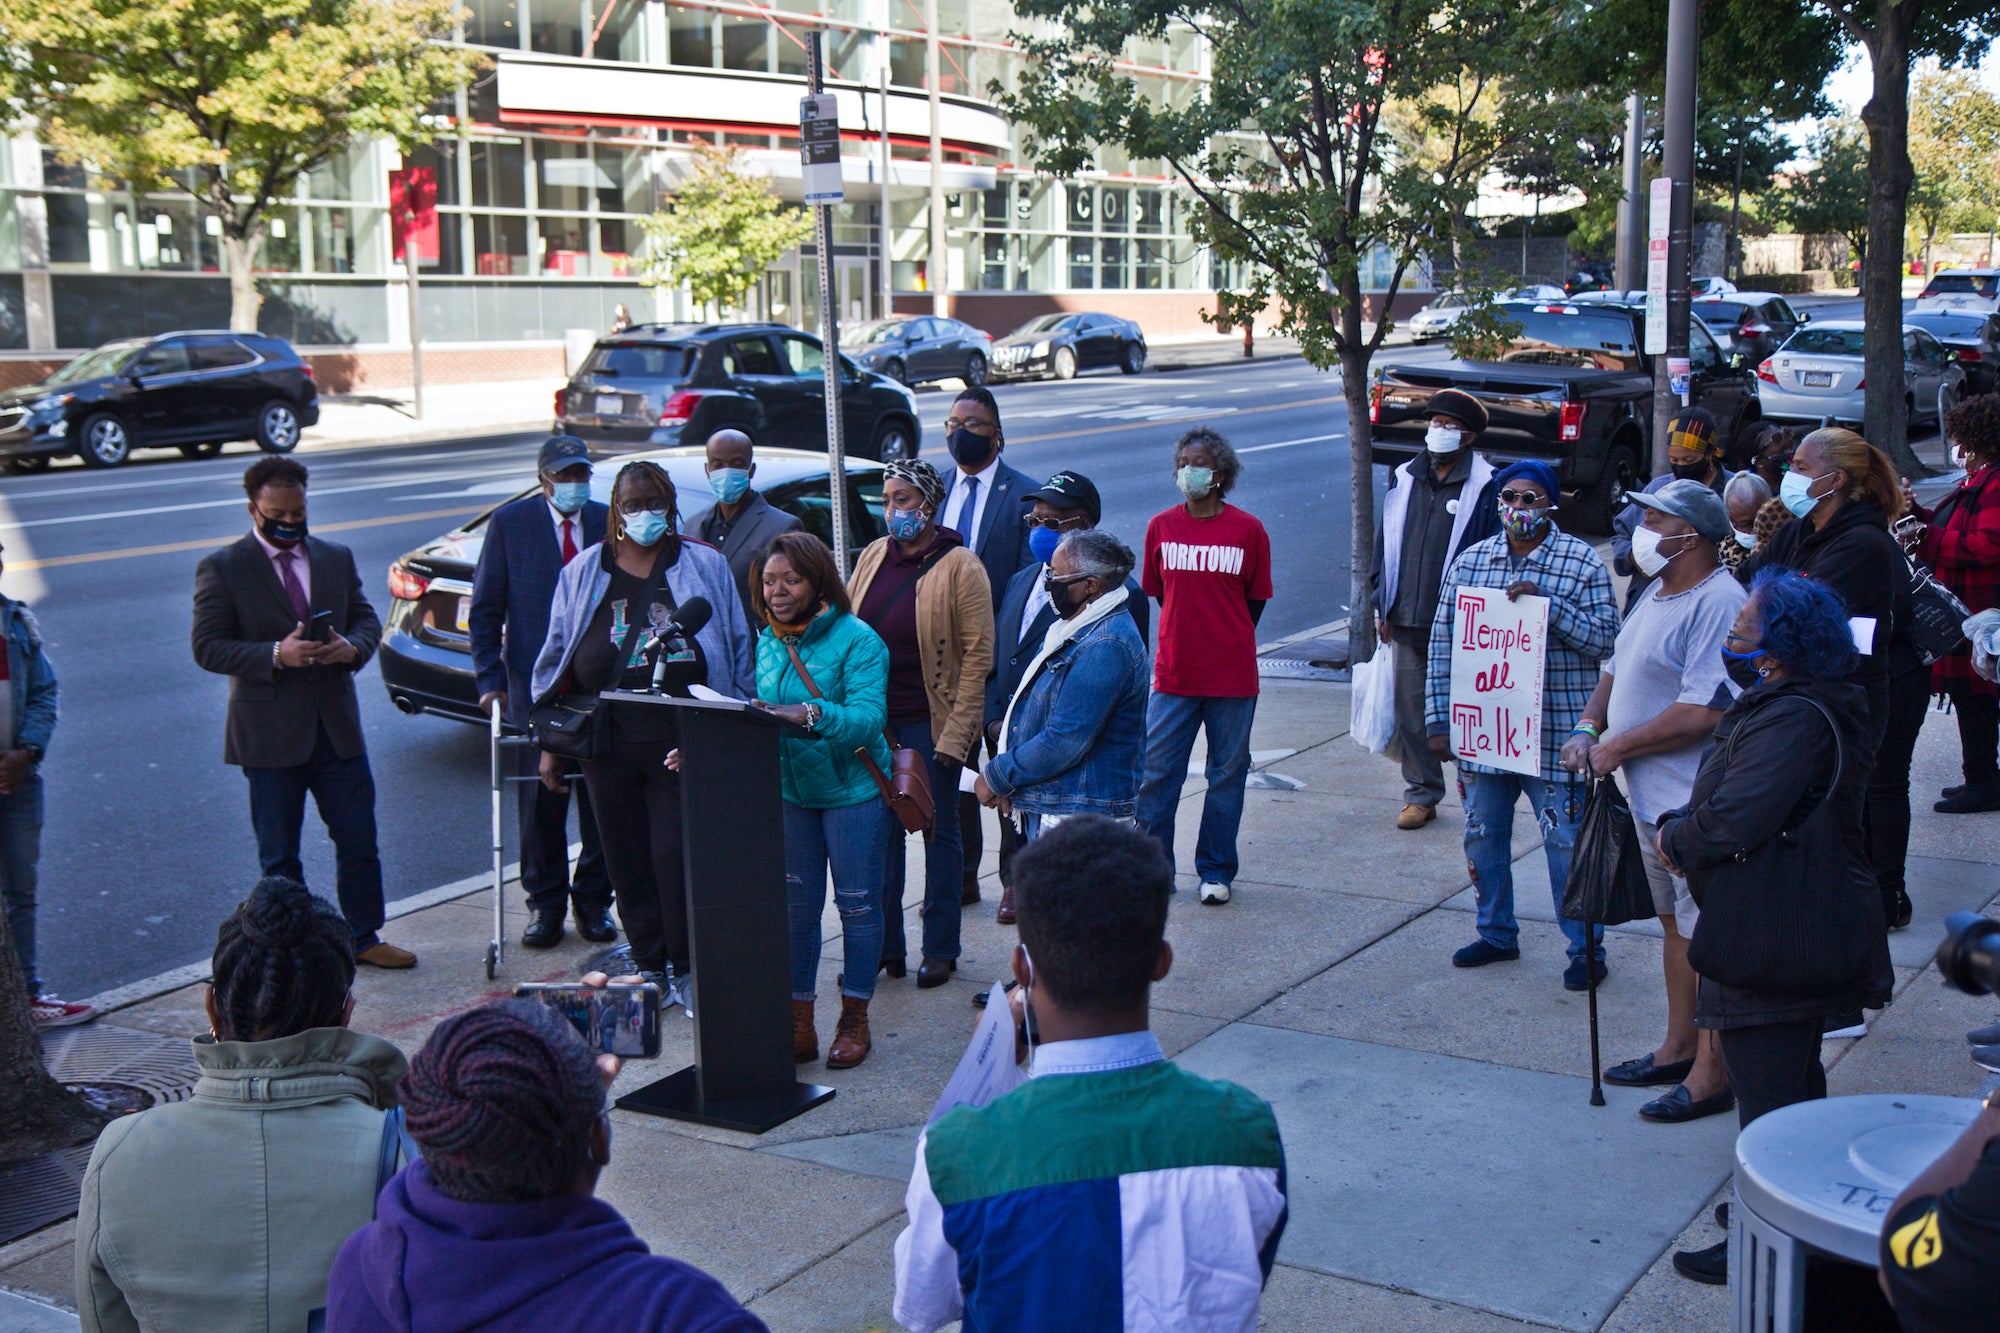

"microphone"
[647, 596, 712, 691]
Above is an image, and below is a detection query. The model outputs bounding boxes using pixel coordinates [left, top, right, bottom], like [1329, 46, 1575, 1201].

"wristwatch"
[273, 641, 284, 669]
[804, 702, 823, 732]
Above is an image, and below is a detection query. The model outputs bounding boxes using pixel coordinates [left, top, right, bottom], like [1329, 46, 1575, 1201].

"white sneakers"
[1199, 882, 1231, 906]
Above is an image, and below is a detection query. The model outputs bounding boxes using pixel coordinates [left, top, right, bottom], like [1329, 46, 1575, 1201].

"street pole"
[1615, 94, 1644, 292]
[1653, 0, 1697, 478]
[404, 214, 425, 421]
[804, 34, 852, 576]
[924, 0, 946, 317]
[879, 44, 894, 321]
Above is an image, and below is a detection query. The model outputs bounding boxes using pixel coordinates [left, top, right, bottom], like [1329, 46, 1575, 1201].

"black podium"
[599, 691, 834, 1133]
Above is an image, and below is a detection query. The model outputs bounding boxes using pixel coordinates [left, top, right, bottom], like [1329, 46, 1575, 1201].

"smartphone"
[513, 982, 662, 1058]
[308, 609, 334, 643]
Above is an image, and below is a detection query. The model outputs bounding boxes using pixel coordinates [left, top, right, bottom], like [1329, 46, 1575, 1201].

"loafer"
[916, 957, 956, 989]
[1966, 1019, 2000, 1046]
[1602, 1052, 1695, 1088]
[1563, 957, 1609, 991]
[1672, 1240, 1728, 1285]
[573, 902, 618, 943]
[1888, 886, 1913, 931]
[973, 978, 1019, 1008]
[1936, 782, 2000, 814]
[1452, 939, 1520, 968]
[1639, 1084, 1736, 1123]
[521, 909, 566, 949]
[1397, 802, 1437, 831]
[356, 941, 417, 969]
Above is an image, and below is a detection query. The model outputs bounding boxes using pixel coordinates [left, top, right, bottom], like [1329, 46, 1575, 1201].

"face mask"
[1425, 424, 1462, 455]
[1176, 465, 1215, 499]
[1779, 469, 1828, 518]
[622, 510, 669, 547]
[1630, 527, 1691, 578]
[257, 513, 307, 547]
[1028, 523, 1065, 566]
[549, 481, 591, 514]
[1044, 570, 1089, 618]
[707, 467, 750, 505]
[1498, 504, 1550, 541]
[947, 427, 996, 470]
[1670, 460, 1709, 483]
[1733, 528, 1758, 551]
[1721, 644, 1766, 689]
[886, 506, 928, 542]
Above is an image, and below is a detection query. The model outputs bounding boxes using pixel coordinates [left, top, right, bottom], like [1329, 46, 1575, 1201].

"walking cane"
[1587, 921, 1605, 1107]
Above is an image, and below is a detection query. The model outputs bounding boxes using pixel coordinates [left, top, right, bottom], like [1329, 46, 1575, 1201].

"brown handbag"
[782, 638, 936, 837]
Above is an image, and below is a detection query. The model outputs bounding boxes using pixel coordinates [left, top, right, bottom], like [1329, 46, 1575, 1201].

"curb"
[297, 417, 550, 457]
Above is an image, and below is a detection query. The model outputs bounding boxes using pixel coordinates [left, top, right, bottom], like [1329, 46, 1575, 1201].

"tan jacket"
[849, 537, 995, 763]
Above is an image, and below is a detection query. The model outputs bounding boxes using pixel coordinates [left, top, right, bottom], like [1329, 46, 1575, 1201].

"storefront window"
[463, 0, 522, 47]
[137, 199, 203, 271]
[595, 217, 636, 277]
[720, 16, 769, 71]
[1067, 235, 1094, 289]
[470, 140, 527, 210]
[407, 141, 463, 208]
[537, 215, 590, 273]
[595, 144, 654, 216]
[534, 139, 593, 212]
[473, 213, 530, 274]
[258, 211, 303, 273]
[530, 0, 586, 58]
[668, 7, 714, 65]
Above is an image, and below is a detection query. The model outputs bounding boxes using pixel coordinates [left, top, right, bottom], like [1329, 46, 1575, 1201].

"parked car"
[1754, 321, 1966, 430]
[1566, 267, 1614, 294]
[1505, 284, 1569, 303]
[1370, 299, 1759, 532]
[377, 447, 889, 724]
[553, 322, 922, 462]
[989, 312, 1146, 380]
[1915, 268, 2000, 314]
[1906, 308, 2000, 397]
[840, 317, 992, 387]
[1405, 292, 1471, 343]
[1693, 292, 1807, 365]
[0, 331, 319, 472]
[1690, 276, 1738, 299]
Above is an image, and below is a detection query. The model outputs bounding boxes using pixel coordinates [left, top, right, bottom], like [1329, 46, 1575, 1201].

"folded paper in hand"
[927, 980, 1025, 1125]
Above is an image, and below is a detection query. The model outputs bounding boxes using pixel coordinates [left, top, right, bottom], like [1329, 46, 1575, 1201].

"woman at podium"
[749, 532, 894, 1070]
[532, 461, 756, 1014]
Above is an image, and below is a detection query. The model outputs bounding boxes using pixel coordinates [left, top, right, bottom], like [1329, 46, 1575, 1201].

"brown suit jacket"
[848, 538, 994, 765]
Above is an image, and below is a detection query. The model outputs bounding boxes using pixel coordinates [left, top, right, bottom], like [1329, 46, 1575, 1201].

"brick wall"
[0, 344, 564, 395]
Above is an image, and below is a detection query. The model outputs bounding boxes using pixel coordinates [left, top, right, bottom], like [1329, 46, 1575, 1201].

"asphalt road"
[9, 347, 1455, 999]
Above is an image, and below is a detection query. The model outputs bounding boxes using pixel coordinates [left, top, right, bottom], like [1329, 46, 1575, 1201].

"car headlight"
[30, 393, 72, 414]
[1032, 340, 1050, 357]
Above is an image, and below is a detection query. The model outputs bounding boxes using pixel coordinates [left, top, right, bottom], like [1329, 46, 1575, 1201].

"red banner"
[388, 166, 439, 264]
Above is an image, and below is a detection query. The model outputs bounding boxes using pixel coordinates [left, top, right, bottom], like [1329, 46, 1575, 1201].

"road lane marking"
[1239, 433, 1345, 454]
[9, 504, 489, 571]
[0, 466, 518, 533]
[0, 441, 530, 503]
[1003, 394, 1340, 446]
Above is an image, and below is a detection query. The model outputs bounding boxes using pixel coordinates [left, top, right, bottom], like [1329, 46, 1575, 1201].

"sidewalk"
[297, 377, 565, 454]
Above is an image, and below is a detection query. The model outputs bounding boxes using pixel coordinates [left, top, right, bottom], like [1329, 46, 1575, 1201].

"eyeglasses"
[617, 499, 668, 517]
[1023, 511, 1089, 530]
[943, 416, 998, 435]
[1723, 631, 1759, 649]
[1497, 489, 1552, 507]
[1043, 570, 1092, 586]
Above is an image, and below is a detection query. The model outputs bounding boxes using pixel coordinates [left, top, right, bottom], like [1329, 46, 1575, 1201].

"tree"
[1908, 68, 2000, 276]
[1769, 117, 1873, 268]
[0, 0, 483, 332]
[636, 145, 812, 316]
[0, 909, 107, 1166]
[999, 0, 1580, 656]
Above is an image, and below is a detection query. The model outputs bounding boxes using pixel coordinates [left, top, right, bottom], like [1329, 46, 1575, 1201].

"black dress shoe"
[1937, 781, 2000, 813]
[916, 957, 957, 989]
[1639, 1084, 1736, 1123]
[573, 903, 618, 943]
[879, 956, 907, 980]
[960, 880, 981, 907]
[522, 909, 565, 949]
[1888, 886, 1913, 931]
[1602, 1052, 1694, 1087]
[1673, 1240, 1728, 1284]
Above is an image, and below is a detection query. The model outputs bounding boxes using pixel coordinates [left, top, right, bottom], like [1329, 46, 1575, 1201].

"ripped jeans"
[785, 798, 889, 1002]
[1460, 769, 1598, 964]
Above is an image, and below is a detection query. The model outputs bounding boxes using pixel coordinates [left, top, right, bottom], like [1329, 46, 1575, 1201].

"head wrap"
[883, 458, 946, 515]
[1492, 459, 1561, 504]
[1667, 407, 1720, 458]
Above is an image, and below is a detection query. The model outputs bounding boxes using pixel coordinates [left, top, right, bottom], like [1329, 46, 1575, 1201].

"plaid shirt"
[1425, 529, 1619, 780]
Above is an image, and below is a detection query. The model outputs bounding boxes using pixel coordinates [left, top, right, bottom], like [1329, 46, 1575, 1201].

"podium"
[600, 690, 834, 1133]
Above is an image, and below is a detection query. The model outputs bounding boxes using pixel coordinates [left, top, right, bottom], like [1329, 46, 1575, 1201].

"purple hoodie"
[327, 1162, 768, 1333]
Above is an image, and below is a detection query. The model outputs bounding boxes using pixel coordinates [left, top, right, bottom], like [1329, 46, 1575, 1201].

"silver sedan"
[1754, 320, 1965, 429]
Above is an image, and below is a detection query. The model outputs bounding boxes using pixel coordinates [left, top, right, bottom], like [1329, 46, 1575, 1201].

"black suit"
[192, 533, 386, 940]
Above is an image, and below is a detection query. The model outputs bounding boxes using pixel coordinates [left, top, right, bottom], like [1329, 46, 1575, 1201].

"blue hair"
[1748, 568, 1858, 681]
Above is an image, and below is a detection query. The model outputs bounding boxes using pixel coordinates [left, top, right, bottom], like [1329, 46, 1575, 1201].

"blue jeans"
[1460, 769, 1599, 963]
[243, 725, 386, 947]
[786, 798, 887, 1001]
[0, 775, 45, 997]
[1135, 692, 1257, 886]
[881, 718, 963, 963]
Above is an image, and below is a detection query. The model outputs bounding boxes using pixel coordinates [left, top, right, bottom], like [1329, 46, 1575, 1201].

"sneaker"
[1936, 782, 2000, 814]
[1972, 1044, 2000, 1075]
[1562, 957, 1609, 991]
[664, 967, 694, 1020]
[1967, 1019, 2000, 1046]
[1823, 1010, 1867, 1040]
[1673, 1239, 1728, 1285]
[31, 995, 97, 1028]
[1452, 939, 1521, 968]
[1199, 881, 1231, 905]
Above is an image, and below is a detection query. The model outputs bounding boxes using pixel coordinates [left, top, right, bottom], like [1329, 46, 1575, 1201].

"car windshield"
[1783, 328, 1867, 356]
[1907, 311, 1988, 339]
[1487, 307, 1641, 370]
[1430, 294, 1467, 310]
[1013, 314, 1079, 335]
[842, 322, 909, 347]
[1694, 302, 1750, 325]
[1926, 274, 1998, 296]
[48, 342, 145, 384]
[582, 342, 692, 379]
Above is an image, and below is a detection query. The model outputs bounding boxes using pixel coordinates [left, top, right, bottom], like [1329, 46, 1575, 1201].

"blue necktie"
[955, 476, 980, 539]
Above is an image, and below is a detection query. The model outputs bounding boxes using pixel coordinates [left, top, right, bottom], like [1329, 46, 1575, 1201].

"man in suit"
[981, 471, 1149, 923]
[469, 434, 616, 950]
[936, 385, 1038, 907]
[690, 427, 803, 625]
[192, 458, 413, 968]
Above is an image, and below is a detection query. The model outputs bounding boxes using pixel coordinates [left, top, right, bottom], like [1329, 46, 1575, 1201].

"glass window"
[595, 145, 653, 215]
[1100, 238, 1127, 288]
[531, 0, 585, 57]
[132, 199, 202, 271]
[595, 218, 636, 278]
[1135, 189, 1163, 235]
[1100, 188, 1129, 234]
[132, 340, 192, 375]
[406, 142, 462, 208]
[594, 0, 646, 61]
[778, 334, 823, 376]
[259, 212, 302, 273]
[464, 0, 522, 46]
[0, 194, 20, 270]
[721, 16, 769, 71]
[470, 141, 526, 209]
[722, 336, 782, 375]
[1135, 238, 1164, 290]
[189, 337, 256, 369]
[1689, 324, 1720, 372]
[1068, 236, 1094, 289]
[537, 215, 590, 273]
[982, 185, 1008, 226]
[1067, 184, 1095, 232]
[305, 145, 378, 202]
[981, 235, 1006, 290]
[669, 7, 714, 64]
[587, 341, 692, 377]
[535, 139, 595, 213]
[473, 214, 530, 274]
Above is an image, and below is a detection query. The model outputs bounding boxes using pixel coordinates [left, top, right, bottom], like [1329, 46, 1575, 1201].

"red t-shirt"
[1141, 502, 1274, 697]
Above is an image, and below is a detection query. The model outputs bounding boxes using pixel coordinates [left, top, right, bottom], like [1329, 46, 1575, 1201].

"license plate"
[1802, 371, 1833, 388]
[455, 596, 471, 632]
[594, 393, 623, 416]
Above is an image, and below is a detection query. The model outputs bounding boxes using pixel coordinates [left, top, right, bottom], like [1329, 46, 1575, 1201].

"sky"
[1819, 44, 2000, 116]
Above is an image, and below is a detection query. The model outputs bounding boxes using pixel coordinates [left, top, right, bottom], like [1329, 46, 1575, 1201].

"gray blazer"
[690, 490, 803, 625]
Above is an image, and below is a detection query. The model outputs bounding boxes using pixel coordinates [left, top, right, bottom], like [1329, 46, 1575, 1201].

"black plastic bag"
[1561, 777, 1655, 927]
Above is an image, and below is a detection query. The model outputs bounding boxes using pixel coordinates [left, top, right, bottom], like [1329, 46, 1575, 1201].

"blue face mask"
[1028, 523, 1064, 565]
[549, 481, 591, 515]
[707, 467, 750, 505]
[622, 510, 670, 547]
[886, 506, 928, 542]
[1779, 469, 1828, 518]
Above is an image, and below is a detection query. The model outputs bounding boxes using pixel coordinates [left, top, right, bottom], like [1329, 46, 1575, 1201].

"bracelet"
[273, 641, 283, 668]
[1571, 721, 1601, 739]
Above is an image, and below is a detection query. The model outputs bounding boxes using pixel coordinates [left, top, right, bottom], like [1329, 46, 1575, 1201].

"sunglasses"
[1497, 489, 1553, 506]
[943, 416, 998, 435]
[1022, 511, 1089, 530]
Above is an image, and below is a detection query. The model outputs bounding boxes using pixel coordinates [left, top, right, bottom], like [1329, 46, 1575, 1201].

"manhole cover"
[1258, 636, 1351, 681]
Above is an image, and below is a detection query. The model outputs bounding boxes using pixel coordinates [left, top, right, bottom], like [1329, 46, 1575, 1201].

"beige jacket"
[76, 1027, 409, 1333]
[849, 537, 995, 763]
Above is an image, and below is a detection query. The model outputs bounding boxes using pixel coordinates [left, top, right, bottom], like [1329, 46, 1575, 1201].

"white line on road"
[1238, 433, 1345, 454]
[0, 465, 523, 533]
[0, 441, 531, 504]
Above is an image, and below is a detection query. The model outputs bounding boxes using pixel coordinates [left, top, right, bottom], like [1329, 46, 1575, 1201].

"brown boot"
[995, 883, 1017, 925]
[826, 996, 872, 1069]
[792, 999, 818, 1063]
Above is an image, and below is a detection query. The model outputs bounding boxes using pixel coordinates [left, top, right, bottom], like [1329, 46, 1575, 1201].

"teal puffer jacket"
[757, 608, 894, 810]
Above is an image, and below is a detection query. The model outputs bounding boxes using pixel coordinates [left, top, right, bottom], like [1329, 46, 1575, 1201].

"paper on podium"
[926, 980, 1026, 1125]
[688, 684, 744, 704]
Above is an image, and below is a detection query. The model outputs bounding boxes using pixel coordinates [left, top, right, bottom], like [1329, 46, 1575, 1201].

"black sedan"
[0, 331, 319, 471]
[841, 317, 993, 388]
[1907, 308, 2000, 398]
[989, 312, 1147, 381]
[378, 447, 888, 724]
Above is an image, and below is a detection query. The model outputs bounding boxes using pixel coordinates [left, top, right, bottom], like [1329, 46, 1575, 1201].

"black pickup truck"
[1369, 300, 1760, 531]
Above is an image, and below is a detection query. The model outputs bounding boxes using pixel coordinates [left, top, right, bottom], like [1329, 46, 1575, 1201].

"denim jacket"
[983, 611, 1148, 818]
[2, 596, 57, 763]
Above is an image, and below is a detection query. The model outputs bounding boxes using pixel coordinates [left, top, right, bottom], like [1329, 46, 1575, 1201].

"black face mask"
[1045, 571, 1089, 618]
[1720, 648, 1764, 689]
[1670, 460, 1710, 483]
[257, 512, 308, 547]
[947, 427, 997, 470]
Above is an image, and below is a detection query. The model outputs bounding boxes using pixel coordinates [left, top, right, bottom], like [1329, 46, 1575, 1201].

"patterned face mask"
[1498, 503, 1552, 541]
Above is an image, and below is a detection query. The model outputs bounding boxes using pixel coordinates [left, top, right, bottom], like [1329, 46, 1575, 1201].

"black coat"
[1743, 498, 1919, 685]
[191, 534, 381, 768]
[1659, 676, 1891, 1028]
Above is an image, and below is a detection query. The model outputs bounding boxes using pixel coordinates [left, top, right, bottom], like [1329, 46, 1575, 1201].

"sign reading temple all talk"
[1448, 589, 1549, 778]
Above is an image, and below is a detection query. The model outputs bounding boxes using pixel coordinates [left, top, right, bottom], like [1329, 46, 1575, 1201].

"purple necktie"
[277, 550, 310, 623]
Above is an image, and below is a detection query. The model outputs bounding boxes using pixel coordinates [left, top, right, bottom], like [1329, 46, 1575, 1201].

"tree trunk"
[1858, 5, 1922, 476]
[1341, 278, 1378, 667]
[0, 904, 109, 1166]
[222, 229, 265, 333]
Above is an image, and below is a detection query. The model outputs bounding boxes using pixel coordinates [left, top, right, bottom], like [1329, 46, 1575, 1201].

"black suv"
[554, 322, 923, 462]
[0, 331, 320, 471]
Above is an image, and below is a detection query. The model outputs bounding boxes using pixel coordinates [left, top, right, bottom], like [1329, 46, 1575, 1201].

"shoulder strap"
[785, 634, 898, 756]
[1721, 694, 1842, 828]
[374, 1105, 419, 1214]
[871, 545, 953, 621]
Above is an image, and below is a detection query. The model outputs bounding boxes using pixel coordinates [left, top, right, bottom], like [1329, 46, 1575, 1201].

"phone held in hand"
[514, 982, 663, 1058]
[308, 609, 335, 642]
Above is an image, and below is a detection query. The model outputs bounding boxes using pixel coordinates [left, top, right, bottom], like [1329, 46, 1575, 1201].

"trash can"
[1731, 1093, 1981, 1333]
[564, 328, 598, 378]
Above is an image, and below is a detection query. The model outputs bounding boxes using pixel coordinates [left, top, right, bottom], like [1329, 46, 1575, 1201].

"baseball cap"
[1031, 471, 1102, 526]
[1628, 477, 1731, 543]
[537, 435, 593, 474]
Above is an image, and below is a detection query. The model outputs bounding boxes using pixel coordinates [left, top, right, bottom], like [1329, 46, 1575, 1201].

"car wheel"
[1577, 442, 1639, 536]
[964, 352, 987, 387]
[7, 455, 51, 474]
[78, 412, 132, 469]
[1053, 347, 1077, 380]
[255, 401, 301, 453]
[1120, 342, 1146, 375]
[872, 419, 916, 462]
[882, 358, 907, 386]
[179, 441, 224, 460]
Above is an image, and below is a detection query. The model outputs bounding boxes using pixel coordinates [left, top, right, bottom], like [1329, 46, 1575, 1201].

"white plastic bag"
[1350, 648, 1398, 756]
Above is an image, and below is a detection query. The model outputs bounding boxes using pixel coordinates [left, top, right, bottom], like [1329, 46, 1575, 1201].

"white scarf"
[997, 583, 1130, 757]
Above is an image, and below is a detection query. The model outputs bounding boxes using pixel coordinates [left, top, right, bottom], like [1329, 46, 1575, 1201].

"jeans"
[1460, 769, 1598, 963]
[1135, 692, 1257, 887]
[882, 718, 963, 963]
[0, 775, 44, 996]
[1391, 627, 1445, 807]
[514, 741, 610, 914]
[582, 736, 686, 975]
[1718, 1019, 1826, 1130]
[786, 799, 887, 1001]
[243, 725, 385, 945]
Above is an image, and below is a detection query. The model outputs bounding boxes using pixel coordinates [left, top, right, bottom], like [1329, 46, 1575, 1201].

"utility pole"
[1652, 0, 1697, 478]
[803, 33, 852, 575]
[879, 42, 894, 321]
[404, 211, 425, 421]
[925, 0, 946, 317]
[1615, 94, 1644, 292]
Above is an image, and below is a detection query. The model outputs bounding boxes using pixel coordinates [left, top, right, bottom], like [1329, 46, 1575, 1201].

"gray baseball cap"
[1628, 478, 1730, 544]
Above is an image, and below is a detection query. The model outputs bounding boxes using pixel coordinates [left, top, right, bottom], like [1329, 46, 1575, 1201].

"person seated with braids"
[76, 877, 410, 1333]
[328, 998, 766, 1332]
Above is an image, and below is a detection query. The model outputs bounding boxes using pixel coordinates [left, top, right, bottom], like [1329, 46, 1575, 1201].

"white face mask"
[1630, 526, 1692, 577]
[1733, 528, 1758, 550]
[1425, 424, 1462, 455]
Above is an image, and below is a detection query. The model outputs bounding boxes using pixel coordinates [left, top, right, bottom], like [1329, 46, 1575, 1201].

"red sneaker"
[30, 996, 97, 1028]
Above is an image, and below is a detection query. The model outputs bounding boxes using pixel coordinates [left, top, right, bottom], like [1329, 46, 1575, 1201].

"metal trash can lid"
[1735, 1094, 1982, 1266]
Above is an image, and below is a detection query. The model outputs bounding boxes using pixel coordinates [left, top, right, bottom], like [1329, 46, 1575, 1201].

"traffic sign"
[1644, 177, 1671, 355]
[800, 94, 843, 204]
